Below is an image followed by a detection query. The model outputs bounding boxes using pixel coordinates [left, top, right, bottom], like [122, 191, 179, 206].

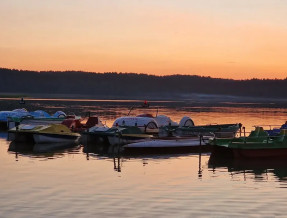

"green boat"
[210, 127, 287, 159]
[161, 123, 241, 138]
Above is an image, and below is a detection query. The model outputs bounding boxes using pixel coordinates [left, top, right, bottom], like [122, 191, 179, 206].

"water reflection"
[3, 100, 287, 217]
[208, 154, 287, 182]
[8, 141, 81, 160]
[83, 141, 205, 178]
[0, 131, 7, 139]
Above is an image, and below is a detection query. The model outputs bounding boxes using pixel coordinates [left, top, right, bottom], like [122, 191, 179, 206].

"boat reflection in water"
[0, 131, 7, 139]
[208, 153, 287, 181]
[83, 140, 206, 178]
[82, 133, 213, 157]
[8, 141, 81, 159]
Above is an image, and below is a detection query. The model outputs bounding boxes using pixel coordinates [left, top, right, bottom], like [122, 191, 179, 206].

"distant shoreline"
[1, 95, 287, 110]
[1, 68, 287, 101]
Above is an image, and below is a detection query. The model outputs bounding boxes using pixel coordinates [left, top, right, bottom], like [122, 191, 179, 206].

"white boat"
[113, 115, 194, 135]
[33, 133, 80, 144]
[122, 136, 212, 154]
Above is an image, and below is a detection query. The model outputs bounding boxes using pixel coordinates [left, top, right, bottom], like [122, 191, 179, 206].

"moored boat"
[82, 125, 153, 146]
[265, 122, 287, 136]
[62, 115, 106, 133]
[113, 103, 240, 137]
[106, 126, 153, 146]
[122, 135, 212, 154]
[7, 110, 67, 129]
[8, 124, 80, 144]
[211, 127, 287, 159]
[173, 123, 241, 138]
[0, 108, 30, 129]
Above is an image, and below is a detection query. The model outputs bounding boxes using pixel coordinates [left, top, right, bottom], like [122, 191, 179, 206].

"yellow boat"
[8, 124, 80, 144]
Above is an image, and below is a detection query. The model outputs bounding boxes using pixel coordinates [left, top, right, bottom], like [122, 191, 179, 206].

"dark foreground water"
[1, 99, 287, 217]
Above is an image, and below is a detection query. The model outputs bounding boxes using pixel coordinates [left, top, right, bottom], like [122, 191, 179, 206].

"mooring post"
[243, 127, 246, 143]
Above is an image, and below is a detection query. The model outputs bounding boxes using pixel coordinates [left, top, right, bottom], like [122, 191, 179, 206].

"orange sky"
[1, 0, 287, 79]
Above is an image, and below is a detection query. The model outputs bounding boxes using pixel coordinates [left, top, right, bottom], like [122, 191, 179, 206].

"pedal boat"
[8, 124, 80, 144]
[210, 127, 287, 159]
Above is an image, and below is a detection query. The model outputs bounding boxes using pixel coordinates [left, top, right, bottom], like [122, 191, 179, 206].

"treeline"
[1, 68, 287, 98]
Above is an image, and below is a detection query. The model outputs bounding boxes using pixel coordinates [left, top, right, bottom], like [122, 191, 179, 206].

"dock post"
[243, 127, 246, 144]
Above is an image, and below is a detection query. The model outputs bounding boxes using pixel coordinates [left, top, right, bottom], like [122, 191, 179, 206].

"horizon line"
[1, 67, 287, 81]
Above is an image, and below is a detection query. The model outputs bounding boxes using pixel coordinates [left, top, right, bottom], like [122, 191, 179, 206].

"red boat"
[62, 116, 105, 133]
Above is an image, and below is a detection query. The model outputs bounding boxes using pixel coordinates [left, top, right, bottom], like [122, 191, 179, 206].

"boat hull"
[107, 135, 150, 146]
[232, 147, 287, 159]
[211, 144, 287, 160]
[33, 133, 80, 144]
[175, 123, 240, 137]
[8, 131, 34, 143]
[0, 121, 7, 130]
[81, 132, 109, 145]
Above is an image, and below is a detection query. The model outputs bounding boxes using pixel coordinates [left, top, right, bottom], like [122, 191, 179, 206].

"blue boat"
[0, 108, 67, 130]
[265, 122, 287, 136]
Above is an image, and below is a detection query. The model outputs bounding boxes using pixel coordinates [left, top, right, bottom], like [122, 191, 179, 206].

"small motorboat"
[8, 124, 80, 144]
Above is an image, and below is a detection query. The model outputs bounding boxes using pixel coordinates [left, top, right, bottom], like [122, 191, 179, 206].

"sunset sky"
[1, 0, 287, 79]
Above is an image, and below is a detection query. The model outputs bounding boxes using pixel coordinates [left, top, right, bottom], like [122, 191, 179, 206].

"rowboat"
[122, 136, 212, 154]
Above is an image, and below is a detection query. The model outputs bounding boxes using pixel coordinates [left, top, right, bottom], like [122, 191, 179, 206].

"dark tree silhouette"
[0, 68, 286, 99]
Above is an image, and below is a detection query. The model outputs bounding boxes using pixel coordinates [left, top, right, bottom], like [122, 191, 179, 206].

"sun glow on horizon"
[1, 0, 287, 79]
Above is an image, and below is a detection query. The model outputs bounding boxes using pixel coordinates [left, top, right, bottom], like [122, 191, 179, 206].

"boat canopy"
[30, 110, 51, 118]
[0, 108, 30, 121]
[113, 117, 158, 128]
[154, 115, 178, 127]
[179, 116, 194, 127]
[53, 111, 66, 118]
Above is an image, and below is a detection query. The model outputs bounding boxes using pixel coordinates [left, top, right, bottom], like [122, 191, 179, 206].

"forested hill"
[1, 68, 287, 99]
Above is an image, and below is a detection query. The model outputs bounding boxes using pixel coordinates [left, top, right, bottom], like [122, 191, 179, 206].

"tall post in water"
[243, 127, 246, 143]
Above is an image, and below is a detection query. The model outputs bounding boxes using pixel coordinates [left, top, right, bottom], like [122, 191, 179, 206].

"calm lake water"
[1, 99, 287, 217]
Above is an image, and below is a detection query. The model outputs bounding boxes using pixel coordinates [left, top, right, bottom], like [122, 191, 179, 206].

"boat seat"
[247, 127, 269, 142]
[84, 117, 99, 128]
